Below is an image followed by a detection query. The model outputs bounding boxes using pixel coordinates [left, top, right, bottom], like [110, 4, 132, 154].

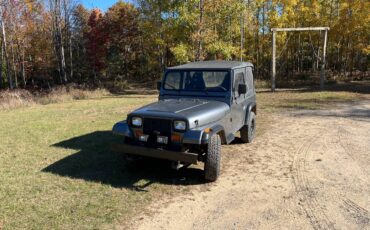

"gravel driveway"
[136, 100, 370, 230]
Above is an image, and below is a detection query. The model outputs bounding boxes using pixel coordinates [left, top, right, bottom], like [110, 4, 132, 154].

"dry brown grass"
[35, 87, 109, 105]
[0, 90, 35, 110]
[0, 87, 109, 110]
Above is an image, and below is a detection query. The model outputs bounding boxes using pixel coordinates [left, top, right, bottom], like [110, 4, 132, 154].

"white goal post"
[271, 27, 330, 91]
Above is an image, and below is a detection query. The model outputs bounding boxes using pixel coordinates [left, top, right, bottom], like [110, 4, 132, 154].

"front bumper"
[112, 143, 199, 164]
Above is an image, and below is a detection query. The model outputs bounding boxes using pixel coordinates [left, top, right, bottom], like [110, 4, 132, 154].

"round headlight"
[132, 117, 142, 127]
[174, 120, 186, 131]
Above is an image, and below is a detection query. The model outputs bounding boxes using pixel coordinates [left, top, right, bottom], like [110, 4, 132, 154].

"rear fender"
[244, 102, 257, 125]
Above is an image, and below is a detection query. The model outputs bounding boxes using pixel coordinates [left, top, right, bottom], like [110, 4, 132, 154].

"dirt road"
[136, 100, 370, 230]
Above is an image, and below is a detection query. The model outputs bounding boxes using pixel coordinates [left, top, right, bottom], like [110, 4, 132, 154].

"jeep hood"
[131, 99, 230, 129]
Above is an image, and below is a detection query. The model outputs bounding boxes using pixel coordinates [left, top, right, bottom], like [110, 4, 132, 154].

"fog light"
[157, 136, 168, 144]
[139, 135, 149, 142]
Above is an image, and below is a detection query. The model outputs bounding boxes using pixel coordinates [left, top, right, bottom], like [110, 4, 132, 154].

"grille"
[143, 118, 172, 137]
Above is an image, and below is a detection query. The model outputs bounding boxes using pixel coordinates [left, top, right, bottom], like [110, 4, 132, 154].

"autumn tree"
[49, 0, 68, 84]
[62, 0, 75, 81]
[103, 2, 141, 81]
[71, 4, 90, 83]
[0, 0, 13, 89]
[0, 0, 368, 90]
[85, 8, 106, 83]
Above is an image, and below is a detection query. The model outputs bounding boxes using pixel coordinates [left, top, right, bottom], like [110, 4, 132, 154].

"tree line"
[0, 0, 369, 90]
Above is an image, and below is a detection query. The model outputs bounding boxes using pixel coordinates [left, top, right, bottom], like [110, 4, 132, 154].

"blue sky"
[80, 0, 134, 12]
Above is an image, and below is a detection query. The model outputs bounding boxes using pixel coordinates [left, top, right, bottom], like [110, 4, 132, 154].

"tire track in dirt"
[341, 198, 370, 227]
[292, 136, 335, 230]
[335, 125, 370, 227]
[337, 125, 368, 172]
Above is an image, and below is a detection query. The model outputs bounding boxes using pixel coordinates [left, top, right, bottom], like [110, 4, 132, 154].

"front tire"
[204, 134, 221, 182]
[240, 111, 256, 143]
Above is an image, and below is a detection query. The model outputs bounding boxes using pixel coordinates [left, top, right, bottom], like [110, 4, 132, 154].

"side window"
[164, 72, 181, 90]
[203, 71, 229, 89]
[246, 68, 254, 93]
[234, 71, 245, 97]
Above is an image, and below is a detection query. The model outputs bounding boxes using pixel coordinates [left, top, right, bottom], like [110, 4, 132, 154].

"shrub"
[0, 90, 35, 110]
[0, 87, 109, 110]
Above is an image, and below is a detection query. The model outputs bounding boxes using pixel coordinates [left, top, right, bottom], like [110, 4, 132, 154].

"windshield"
[163, 70, 230, 92]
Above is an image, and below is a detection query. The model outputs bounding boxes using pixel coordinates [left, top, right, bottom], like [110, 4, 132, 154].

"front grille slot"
[143, 118, 172, 137]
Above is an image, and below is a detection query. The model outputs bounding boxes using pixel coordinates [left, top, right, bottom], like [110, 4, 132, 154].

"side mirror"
[238, 84, 247, 95]
[156, 81, 162, 91]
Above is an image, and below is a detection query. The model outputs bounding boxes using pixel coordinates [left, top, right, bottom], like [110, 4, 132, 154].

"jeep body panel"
[112, 61, 256, 164]
[230, 66, 256, 133]
[129, 99, 230, 129]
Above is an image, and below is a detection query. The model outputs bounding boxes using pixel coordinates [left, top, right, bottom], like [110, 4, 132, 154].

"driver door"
[231, 68, 247, 133]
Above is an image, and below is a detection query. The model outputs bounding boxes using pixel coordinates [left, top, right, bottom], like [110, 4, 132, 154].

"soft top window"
[163, 70, 230, 92]
[164, 72, 181, 90]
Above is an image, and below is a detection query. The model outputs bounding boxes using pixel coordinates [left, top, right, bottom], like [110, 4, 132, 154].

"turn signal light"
[171, 134, 181, 142]
[204, 128, 212, 133]
[135, 130, 143, 137]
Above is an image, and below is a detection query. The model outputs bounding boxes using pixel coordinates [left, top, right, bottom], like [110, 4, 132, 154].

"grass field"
[0, 84, 368, 229]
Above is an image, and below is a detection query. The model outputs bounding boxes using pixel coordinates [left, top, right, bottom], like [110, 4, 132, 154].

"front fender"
[200, 124, 226, 144]
[183, 124, 226, 145]
[112, 121, 133, 138]
[183, 130, 204, 145]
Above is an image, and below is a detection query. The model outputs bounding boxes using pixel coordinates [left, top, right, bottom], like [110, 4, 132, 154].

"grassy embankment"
[0, 83, 368, 229]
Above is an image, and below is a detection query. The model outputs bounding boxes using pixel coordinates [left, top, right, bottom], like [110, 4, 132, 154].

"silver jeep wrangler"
[113, 61, 256, 181]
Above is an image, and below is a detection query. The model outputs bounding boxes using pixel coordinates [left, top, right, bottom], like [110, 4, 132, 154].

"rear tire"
[204, 134, 221, 182]
[240, 111, 256, 143]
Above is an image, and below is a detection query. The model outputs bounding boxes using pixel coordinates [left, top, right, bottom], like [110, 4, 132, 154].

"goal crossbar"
[271, 27, 330, 32]
[271, 27, 330, 91]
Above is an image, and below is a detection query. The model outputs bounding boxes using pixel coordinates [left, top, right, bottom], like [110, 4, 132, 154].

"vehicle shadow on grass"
[42, 131, 206, 189]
